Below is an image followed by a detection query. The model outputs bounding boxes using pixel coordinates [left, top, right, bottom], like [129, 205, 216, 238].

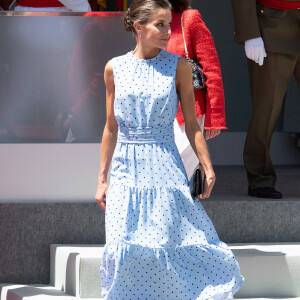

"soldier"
[231, 0, 300, 199]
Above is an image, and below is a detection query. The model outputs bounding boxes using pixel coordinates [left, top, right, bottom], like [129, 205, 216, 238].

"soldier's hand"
[245, 37, 267, 66]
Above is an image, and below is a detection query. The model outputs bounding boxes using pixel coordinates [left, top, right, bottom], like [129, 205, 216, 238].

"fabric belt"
[257, 0, 300, 9]
[117, 124, 174, 144]
[17, 0, 64, 7]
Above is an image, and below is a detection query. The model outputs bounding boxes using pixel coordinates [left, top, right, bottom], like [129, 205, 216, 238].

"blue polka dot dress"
[100, 49, 244, 299]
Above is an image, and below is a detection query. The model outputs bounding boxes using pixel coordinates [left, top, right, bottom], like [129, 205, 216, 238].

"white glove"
[245, 37, 267, 66]
[59, 0, 91, 12]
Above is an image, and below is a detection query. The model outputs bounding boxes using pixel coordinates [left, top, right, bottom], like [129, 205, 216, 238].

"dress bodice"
[112, 49, 180, 129]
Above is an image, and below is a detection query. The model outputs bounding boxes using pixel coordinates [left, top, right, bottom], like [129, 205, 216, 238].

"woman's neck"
[132, 44, 161, 60]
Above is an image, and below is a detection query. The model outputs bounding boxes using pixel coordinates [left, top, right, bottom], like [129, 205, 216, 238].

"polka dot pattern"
[100, 50, 243, 299]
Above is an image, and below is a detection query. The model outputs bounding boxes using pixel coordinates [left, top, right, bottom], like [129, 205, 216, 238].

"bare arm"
[176, 57, 215, 198]
[95, 60, 118, 209]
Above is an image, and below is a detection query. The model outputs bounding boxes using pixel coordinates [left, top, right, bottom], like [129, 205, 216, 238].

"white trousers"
[174, 115, 205, 180]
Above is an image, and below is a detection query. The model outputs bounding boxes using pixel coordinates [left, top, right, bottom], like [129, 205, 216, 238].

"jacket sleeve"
[188, 9, 227, 130]
[231, 0, 261, 43]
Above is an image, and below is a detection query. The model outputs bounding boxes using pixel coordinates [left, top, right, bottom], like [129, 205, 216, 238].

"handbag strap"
[181, 11, 190, 60]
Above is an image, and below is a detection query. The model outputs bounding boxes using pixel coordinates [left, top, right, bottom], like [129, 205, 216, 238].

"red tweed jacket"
[166, 8, 227, 129]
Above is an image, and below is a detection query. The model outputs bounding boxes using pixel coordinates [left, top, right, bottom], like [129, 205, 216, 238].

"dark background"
[0, 4, 299, 144]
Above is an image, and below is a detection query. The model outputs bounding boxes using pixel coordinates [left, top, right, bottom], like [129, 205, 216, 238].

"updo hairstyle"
[124, 0, 172, 35]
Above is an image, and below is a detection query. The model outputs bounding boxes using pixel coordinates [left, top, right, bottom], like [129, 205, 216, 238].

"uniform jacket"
[231, 0, 300, 55]
[166, 9, 227, 129]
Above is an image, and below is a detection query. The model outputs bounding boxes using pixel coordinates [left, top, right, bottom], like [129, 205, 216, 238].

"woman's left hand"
[202, 169, 216, 199]
[205, 129, 221, 140]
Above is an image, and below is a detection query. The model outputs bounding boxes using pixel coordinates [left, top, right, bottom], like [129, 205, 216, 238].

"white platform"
[232, 243, 300, 299]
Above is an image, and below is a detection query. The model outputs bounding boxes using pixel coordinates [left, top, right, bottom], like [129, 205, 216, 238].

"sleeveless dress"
[100, 49, 243, 300]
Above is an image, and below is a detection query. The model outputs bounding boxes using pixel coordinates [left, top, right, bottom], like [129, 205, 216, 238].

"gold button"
[261, 9, 264, 13]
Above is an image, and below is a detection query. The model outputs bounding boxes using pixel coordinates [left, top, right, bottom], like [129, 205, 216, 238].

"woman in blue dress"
[95, 0, 244, 298]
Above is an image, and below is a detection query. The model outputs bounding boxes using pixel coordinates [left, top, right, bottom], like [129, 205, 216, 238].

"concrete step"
[202, 166, 300, 244]
[1, 200, 299, 285]
[0, 284, 75, 300]
[50, 244, 104, 298]
[1, 167, 299, 284]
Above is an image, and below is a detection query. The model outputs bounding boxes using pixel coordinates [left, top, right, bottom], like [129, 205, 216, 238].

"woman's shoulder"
[161, 49, 181, 61]
[105, 52, 131, 78]
[176, 56, 189, 69]
[109, 52, 132, 73]
[161, 50, 183, 67]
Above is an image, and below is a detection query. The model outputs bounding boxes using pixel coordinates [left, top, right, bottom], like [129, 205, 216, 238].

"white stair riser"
[50, 245, 104, 298]
[79, 258, 103, 298]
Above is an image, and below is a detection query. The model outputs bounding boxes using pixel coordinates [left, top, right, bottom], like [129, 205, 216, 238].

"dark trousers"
[244, 52, 300, 189]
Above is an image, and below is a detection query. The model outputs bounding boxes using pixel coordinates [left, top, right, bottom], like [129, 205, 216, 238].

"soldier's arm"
[231, 0, 261, 43]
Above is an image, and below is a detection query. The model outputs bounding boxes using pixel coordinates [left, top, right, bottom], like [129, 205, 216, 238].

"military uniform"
[231, 0, 300, 189]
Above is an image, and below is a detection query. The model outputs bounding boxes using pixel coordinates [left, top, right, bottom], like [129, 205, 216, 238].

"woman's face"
[137, 8, 172, 49]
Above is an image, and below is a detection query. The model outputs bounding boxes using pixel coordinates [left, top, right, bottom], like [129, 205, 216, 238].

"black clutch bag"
[189, 167, 205, 199]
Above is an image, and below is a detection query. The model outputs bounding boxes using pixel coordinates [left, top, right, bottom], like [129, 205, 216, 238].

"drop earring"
[138, 32, 142, 39]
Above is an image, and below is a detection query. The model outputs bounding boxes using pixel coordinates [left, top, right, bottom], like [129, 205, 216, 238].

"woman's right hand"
[95, 60, 117, 211]
[95, 182, 108, 210]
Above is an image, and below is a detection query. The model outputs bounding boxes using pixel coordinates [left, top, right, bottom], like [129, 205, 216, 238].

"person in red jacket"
[166, 0, 227, 178]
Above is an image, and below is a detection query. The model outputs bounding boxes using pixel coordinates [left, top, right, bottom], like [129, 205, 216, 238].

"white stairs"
[1, 243, 300, 299]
